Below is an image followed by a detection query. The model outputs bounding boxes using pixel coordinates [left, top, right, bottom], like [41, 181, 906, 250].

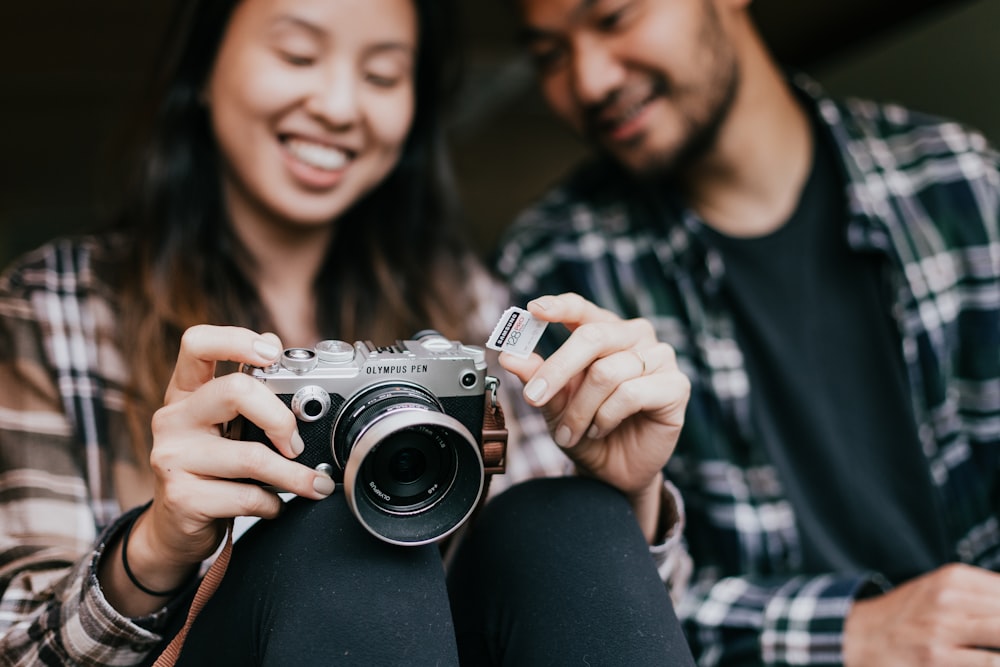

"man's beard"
[591, 0, 742, 183]
[638, 68, 739, 180]
[617, 63, 740, 183]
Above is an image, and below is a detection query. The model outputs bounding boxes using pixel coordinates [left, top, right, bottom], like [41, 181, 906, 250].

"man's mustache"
[581, 75, 670, 138]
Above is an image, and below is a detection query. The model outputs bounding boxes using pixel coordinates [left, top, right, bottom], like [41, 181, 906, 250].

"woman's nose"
[304, 65, 360, 127]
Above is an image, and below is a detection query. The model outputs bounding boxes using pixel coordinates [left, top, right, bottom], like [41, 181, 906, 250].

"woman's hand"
[498, 293, 690, 541]
[102, 325, 335, 614]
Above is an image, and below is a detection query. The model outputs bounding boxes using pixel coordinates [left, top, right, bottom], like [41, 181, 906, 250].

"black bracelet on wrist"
[120, 513, 190, 597]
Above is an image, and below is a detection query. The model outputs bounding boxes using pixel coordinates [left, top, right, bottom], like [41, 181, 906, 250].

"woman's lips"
[282, 136, 353, 189]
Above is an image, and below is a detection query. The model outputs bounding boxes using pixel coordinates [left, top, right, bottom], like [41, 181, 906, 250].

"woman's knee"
[477, 476, 639, 544]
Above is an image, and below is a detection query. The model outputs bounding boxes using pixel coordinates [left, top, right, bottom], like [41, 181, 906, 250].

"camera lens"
[393, 450, 422, 481]
[334, 382, 484, 545]
[389, 447, 425, 483]
[337, 386, 458, 513]
[362, 426, 452, 512]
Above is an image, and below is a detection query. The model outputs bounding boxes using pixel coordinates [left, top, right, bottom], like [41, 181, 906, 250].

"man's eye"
[597, 9, 626, 30]
[595, 0, 638, 32]
[530, 47, 566, 73]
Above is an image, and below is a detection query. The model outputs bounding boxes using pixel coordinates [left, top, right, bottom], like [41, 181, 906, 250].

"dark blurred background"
[1, 0, 997, 269]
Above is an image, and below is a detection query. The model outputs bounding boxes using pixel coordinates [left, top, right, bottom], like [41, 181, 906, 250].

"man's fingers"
[951, 646, 1000, 667]
[956, 617, 1000, 653]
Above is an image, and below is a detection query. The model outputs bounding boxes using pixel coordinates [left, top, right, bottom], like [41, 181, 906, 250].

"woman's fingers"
[516, 316, 655, 406]
[155, 474, 288, 523]
[165, 325, 282, 402]
[150, 428, 333, 501]
[155, 371, 304, 458]
[525, 292, 623, 327]
[556, 343, 684, 446]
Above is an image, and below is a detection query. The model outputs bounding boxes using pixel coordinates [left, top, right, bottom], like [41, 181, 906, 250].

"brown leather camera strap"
[480, 392, 508, 476]
[475, 391, 508, 514]
[153, 519, 234, 667]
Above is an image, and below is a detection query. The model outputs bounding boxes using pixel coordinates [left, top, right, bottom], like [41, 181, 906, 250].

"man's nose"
[570, 39, 625, 106]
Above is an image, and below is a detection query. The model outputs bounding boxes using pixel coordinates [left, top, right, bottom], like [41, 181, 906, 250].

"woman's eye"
[366, 74, 400, 88]
[282, 53, 316, 67]
[365, 60, 409, 88]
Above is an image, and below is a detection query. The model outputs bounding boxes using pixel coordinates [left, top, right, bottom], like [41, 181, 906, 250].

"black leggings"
[175, 477, 694, 666]
[448, 477, 694, 666]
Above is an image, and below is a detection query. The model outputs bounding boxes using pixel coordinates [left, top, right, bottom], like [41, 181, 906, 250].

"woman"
[0, 0, 694, 664]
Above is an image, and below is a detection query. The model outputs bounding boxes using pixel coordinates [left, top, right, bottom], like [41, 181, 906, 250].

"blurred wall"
[1, 0, 997, 271]
[815, 0, 1000, 142]
[0, 3, 173, 270]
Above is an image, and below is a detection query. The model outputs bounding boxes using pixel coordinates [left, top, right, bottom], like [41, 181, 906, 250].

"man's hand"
[844, 563, 1000, 666]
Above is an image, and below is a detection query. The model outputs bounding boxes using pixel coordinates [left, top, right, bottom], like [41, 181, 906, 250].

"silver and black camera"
[228, 331, 502, 546]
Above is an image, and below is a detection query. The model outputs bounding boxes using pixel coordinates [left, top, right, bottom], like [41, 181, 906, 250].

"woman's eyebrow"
[270, 14, 326, 38]
[269, 14, 414, 55]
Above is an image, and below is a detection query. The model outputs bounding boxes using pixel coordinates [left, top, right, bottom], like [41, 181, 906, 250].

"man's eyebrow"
[516, 0, 600, 44]
[516, 26, 551, 45]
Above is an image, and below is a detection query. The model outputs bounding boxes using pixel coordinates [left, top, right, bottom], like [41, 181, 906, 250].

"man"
[494, 0, 1000, 664]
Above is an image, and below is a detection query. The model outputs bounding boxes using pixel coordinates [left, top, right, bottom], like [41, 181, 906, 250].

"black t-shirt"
[701, 120, 949, 583]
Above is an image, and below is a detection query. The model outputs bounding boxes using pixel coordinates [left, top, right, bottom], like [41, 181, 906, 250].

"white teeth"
[617, 102, 645, 125]
[286, 139, 348, 171]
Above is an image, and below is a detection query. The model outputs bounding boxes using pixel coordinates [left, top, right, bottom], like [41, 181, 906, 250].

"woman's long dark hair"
[110, 0, 473, 454]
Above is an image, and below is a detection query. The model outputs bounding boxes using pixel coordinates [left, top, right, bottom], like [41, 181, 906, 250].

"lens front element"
[335, 383, 483, 546]
[363, 424, 454, 513]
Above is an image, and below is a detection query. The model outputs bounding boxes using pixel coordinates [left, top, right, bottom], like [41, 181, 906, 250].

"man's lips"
[601, 98, 655, 143]
[586, 78, 667, 143]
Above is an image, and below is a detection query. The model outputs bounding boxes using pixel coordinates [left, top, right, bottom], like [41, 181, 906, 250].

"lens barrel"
[333, 383, 484, 545]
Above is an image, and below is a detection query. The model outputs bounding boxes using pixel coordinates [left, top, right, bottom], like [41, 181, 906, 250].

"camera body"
[228, 331, 495, 545]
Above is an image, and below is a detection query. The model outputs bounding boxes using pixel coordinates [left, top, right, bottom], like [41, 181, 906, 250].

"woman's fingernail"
[291, 431, 305, 457]
[524, 378, 548, 402]
[530, 296, 554, 311]
[253, 339, 281, 361]
[554, 424, 573, 448]
[313, 473, 336, 496]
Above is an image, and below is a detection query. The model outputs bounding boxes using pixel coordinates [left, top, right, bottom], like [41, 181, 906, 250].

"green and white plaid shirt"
[495, 75, 1000, 666]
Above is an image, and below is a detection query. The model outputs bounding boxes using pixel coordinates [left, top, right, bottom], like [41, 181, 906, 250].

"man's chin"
[600, 144, 681, 182]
